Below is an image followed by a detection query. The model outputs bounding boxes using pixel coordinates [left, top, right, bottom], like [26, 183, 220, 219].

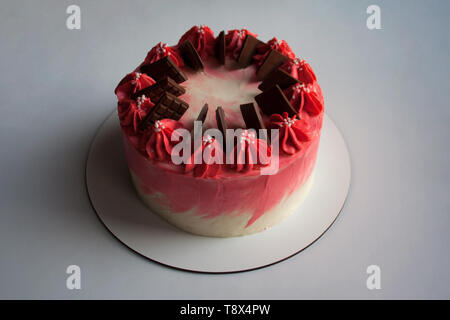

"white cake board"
[85, 111, 351, 273]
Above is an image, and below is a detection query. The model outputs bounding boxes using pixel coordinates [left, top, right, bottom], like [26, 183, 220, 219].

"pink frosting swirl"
[140, 119, 183, 160]
[224, 29, 258, 60]
[178, 25, 216, 58]
[118, 96, 154, 133]
[280, 58, 317, 83]
[185, 135, 222, 178]
[229, 130, 271, 172]
[284, 82, 324, 116]
[114, 72, 155, 101]
[143, 42, 184, 67]
[269, 112, 312, 155]
[253, 37, 296, 66]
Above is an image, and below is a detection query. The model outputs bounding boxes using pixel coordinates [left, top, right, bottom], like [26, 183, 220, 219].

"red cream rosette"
[143, 42, 184, 67]
[269, 112, 312, 155]
[285, 83, 324, 116]
[114, 72, 155, 101]
[185, 135, 222, 178]
[230, 130, 271, 172]
[224, 29, 258, 60]
[141, 119, 183, 160]
[118, 95, 154, 133]
[280, 58, 317, 83]
[253, 37, 296, 66]
[178, 25, 216, 58]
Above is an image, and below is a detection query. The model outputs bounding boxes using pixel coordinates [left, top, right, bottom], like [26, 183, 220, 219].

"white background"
[0, 0, 449, 299]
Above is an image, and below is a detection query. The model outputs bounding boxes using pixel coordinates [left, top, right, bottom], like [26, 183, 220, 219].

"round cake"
[115, 26, 324, 237]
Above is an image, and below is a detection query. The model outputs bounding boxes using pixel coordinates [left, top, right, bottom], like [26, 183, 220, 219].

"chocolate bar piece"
[254, 84, 297, 117]
[258, 68, 299, 91]
[256, 50, 289, 80]
[237, 35, 262, 68]
[240, 102, 268, 141]
[191, 103, 209, 137]
[179, 40, 204, 71]
[196, 103, 209, 124]
[139, 92, 189, 129]
[131, 77, 185, 101]
[140, 56, 187, 84]
[215, 106, 228, 144]
[216, 31, 226, 65]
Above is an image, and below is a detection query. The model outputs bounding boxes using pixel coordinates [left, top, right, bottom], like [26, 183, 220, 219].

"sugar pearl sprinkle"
[156, 43, 167, 55]
[291, 83, 315, 100]
[136, 95, 147, 110]
[290, 58, 305, 71]
[197, 25, 206, 35]
[291, 83, 304, 100]
[279, 116, 297, 128]
[131, 72, 141, 85]
[240, 130, 256, 148]
[237, 30, 246, 39]
[202, 135, 214, 147]
[153, 120, 165, 133]
[271, 39, 283, 50]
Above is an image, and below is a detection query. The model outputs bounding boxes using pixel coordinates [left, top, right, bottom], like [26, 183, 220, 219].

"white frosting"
[131, 171, 314, 237]
[179, 60, 261, 129]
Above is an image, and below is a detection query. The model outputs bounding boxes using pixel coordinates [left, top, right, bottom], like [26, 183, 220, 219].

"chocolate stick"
[256, 50, 289, 80]
[139, 92, 189, 130]
[254, 84, 297, 117]
[179, 40, 204, 71]
[215, 106, 228, 145]
[258, 68, 299, 91]
[240, 102, 268, 141]
[237, 35, 262, 68]
[131, 77, 185, 101]
[216, 31, 226, 65]
[140, 56, 187, 83]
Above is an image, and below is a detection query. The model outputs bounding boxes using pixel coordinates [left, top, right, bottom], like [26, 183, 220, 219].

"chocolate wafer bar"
[196, 103, 209, 125]
[258, 68, 299, 91]
[256, 50, 289, 80]
[139, 92, 189, 130]
[131, 77, 185, 101]
[237, 35, 262, 68]
[240, 102, 268, 141]
[191, 103, 209, 137]
[179, 40, 204, 71]
[140, 56, 187, 83]
[254, 84, 297, 117]
[216, 106, 228, 144]
[216, 31, 226, 65]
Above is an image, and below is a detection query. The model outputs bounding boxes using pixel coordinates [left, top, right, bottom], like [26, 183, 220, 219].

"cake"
[114, 26, 324, 237]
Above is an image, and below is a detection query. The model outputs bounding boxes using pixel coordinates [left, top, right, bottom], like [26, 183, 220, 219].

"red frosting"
[185, 135, 222, 178]
[140, 119, 183, 160]
[114, 72, 155, 101]
[143, 42, 184, 67]
[178, 25, 216, 58]
[229, 130, 271, 172]
[280, 58, 317, 83]
[269, 112, 312, 155]
[285, 82, 324, 116]
[118, 96, 154, 133]
[224, 29, 258, 60]
[253, 37, 296, 66]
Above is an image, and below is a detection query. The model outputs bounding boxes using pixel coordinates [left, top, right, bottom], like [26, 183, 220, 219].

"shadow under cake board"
[85, 111, 351, 274]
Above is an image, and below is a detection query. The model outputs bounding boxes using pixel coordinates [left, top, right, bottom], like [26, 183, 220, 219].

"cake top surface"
[115, 26, 325, 178]
[180, 59, 259, 130]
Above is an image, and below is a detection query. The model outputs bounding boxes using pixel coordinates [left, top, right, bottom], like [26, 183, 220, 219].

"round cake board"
[86, 111, 351, 273]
